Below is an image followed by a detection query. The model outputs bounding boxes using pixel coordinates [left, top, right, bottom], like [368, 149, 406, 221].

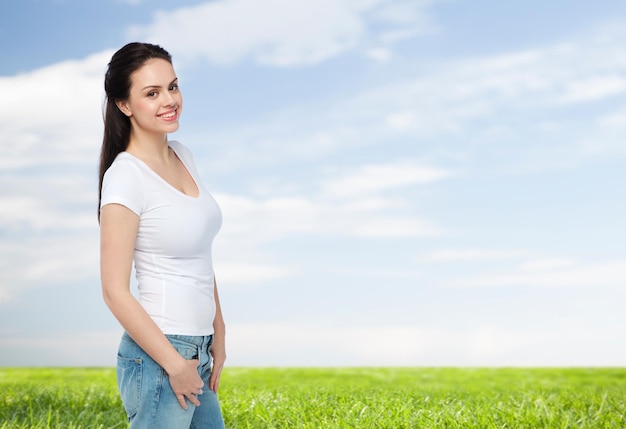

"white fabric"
[100, 140, 222, 336]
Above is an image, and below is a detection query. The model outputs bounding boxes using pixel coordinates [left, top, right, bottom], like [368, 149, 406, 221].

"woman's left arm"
[209, 278, 226, 393]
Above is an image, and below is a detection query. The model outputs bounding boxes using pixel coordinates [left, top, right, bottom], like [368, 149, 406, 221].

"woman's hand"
[209, 341, 226, 393]
[167, 358, 205, 409]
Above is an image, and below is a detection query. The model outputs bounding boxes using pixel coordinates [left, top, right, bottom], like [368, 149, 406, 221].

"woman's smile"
[158, 108, 178, 121]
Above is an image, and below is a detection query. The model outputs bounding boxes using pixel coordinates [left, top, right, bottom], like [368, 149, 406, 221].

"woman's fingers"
[170, 359, 204, 409]
[176, 393, 189, 410]
[209, 364, 223, 393]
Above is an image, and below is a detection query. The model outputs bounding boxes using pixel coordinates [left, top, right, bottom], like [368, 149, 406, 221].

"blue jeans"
[117, 332, 225, 429]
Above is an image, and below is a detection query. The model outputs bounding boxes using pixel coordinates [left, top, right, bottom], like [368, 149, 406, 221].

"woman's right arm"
[100, 203, 204, 409]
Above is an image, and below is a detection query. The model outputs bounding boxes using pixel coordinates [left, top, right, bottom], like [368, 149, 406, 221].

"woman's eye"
[170, 84, 179, 91]
[147, 91, 157, 97]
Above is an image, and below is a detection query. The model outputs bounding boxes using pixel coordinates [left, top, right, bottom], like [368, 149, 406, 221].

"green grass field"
[0, 367, 624, 428]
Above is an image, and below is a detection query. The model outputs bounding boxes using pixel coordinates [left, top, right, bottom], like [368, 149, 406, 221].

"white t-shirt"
[100, 140, 222, 336]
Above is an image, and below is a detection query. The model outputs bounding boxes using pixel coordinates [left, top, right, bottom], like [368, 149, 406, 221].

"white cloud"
[214, 262, 294, 287]
[449, 260, 626, 289]
[598, 107, 626, 127]
[420, 248, 529, 262]
[212, 158, 449, 249]
[0, 174, 96, 232]
[210, 159, 446, 280]
[197, 21, 626, 179]
[519, 258, 575, 272]
[0, 50, 111, 301]
[323, 161, 452, 197]
[352, 217, 442, 237]
[225, 322, 626, 366]
[3, 321, 625, 366]
[0, 329, 122, 366]
[0, 232, 99, 298]
[555, 75, 626, 104]
[2, 4, 626, 369]
[0, 286, 10, 302]
[3, 18, 626, 307]
[365, 47, 393, 63]
[128, 0, 437, 67]
[0, 51, 107, 170]
[215, 190, 442, 246]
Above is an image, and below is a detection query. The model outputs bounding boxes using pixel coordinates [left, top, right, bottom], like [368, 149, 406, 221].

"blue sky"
[1, 0, 625, 367]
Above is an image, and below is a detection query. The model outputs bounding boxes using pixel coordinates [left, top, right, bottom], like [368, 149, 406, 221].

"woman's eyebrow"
[141, 77, 178, 91]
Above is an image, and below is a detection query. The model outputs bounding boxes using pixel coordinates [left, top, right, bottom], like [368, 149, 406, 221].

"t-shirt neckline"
[121, 144, 201, 200]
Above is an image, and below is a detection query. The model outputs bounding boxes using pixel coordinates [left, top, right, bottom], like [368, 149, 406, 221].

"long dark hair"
[98, 42, 172, 219]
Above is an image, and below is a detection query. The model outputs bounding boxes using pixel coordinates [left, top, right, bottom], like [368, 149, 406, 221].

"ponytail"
[98, 42, 172, 220]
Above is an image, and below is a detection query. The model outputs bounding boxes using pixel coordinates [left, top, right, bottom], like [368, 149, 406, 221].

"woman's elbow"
[101, 284, 128, 311]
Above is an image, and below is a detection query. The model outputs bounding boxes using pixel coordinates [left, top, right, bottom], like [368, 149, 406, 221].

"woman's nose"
[162, 91, 176, 106]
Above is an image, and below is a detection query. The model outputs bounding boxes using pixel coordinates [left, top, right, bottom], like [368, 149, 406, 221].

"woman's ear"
[116, 99, 132, 117]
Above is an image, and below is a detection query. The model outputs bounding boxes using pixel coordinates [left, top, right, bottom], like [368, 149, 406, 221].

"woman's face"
[118, 58, 183, 137]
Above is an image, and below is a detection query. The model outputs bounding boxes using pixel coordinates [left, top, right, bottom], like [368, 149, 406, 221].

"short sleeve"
[100, 157, 145, 216]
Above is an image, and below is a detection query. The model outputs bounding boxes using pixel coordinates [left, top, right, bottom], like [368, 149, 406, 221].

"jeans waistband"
[165, 333, 213, 348]
[122, 331, 213, 348]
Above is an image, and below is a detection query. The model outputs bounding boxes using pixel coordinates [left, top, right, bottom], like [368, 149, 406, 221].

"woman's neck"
[126, 131, 170, 163]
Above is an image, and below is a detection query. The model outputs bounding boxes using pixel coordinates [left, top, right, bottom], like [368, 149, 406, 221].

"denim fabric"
[117, 332, 225, 429]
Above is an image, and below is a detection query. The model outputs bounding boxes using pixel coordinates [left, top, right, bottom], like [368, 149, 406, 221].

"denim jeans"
[117, 332, 225, 429]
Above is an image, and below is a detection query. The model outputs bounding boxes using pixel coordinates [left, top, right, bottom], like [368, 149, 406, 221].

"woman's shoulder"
[100, 152, 146, 213]
[104, 152, 143, 181]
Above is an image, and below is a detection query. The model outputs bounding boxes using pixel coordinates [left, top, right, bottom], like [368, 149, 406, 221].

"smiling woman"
[3, 0, 626, 374]
[97, 42, 226, 429]
[115, 61, 183, 139]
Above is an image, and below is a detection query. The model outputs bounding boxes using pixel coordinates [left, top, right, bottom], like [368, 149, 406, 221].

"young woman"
[98, 42, 226, 428]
